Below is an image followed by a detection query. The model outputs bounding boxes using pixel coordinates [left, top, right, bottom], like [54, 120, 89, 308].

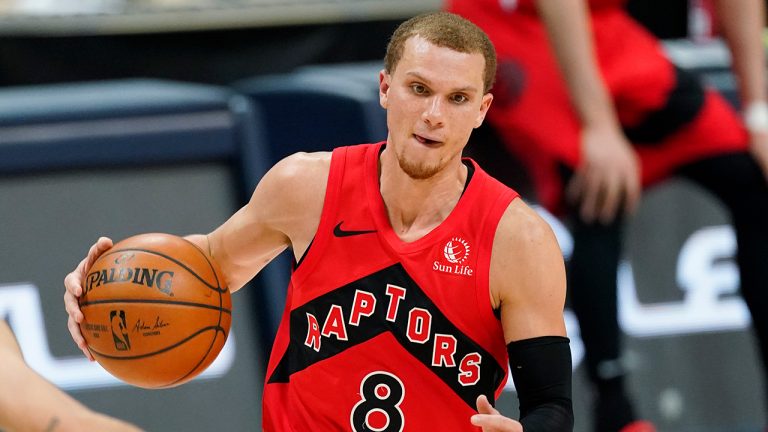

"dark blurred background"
[0, 0, 689, 88]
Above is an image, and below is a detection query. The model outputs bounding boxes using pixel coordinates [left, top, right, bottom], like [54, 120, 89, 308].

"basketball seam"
[87, 325, 228, 361]
[96, 247, 227, 293]
[79, 298, 232, 314]
[170, 324, 223, 387]
[182, 236, 226, 294]
[180, 236, 227, 389]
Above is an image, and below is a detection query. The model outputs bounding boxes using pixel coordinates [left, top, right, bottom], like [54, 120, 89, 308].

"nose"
[421, 96, 444, 128]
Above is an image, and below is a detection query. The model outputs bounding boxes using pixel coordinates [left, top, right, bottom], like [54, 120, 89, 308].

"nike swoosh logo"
[333, 222, 377, 238]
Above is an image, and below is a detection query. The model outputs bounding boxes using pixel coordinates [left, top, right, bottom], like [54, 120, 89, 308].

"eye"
[411, 84, 428, 95]
[450, 94, 469, 104]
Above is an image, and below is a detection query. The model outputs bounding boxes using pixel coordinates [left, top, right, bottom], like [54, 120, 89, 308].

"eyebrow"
[405, 71, 479, 94]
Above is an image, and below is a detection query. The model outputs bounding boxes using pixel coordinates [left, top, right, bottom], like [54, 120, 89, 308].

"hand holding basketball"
[65, 233, 232, 388]
[65, 236, 114, 361]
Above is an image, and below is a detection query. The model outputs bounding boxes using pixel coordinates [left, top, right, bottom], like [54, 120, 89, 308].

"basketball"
[78, 233, 232, 389]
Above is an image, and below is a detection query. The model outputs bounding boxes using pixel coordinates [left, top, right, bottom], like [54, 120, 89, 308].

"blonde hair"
[384, 11, 497, 93]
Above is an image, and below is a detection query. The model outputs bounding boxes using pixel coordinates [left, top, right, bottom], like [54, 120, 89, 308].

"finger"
[63, 290, 84, 323]
[76, 238, 113, 295]
[598, 172, 622, 225]
[67, 315, 85, 347]
[750, 142, 768, 181]
[578, 170, 603, 224]
[565, 172, 584, 205]
[96, 236, 113, 252]
[68, 316, 94, 361]
[762, 162, 768, 183]
[623, 168, 642, 216]
[470, 414, 522, 431]
[64, 264, 85, 298]
[475, 395, 500, 416]
[83, 346, 95, 362]
[86, 237, 113, 268]
[758, 152, 768, 177]
[756, 154, 768, 182]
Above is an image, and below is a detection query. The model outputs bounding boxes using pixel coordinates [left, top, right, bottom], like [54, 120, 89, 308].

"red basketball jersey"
[262, 143, 519, 431]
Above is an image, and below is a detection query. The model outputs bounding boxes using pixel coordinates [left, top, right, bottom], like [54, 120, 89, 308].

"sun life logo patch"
[434, 237, 474, 277]
[443, 237, 470, 264]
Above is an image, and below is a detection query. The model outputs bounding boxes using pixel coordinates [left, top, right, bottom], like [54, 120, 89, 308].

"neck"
[378, 147, 467, 242]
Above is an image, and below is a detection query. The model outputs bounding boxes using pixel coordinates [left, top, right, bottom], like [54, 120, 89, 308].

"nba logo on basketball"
[110, 310, 131, 351]
[433, 237, 473, 276]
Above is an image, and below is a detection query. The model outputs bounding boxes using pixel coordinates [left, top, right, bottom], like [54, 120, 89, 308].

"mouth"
[413, 133, 441, 146]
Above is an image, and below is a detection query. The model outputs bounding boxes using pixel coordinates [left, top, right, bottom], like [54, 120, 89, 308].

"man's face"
[379, 35, 493, 180]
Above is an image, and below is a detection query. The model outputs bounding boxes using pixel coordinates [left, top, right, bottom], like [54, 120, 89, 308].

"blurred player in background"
[447, 0, 768, 430]
[0, 320, 142, 432]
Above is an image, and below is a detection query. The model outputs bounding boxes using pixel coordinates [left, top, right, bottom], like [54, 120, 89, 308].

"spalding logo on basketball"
[442, 237, 470, 264]
[78, 233, 231, 389]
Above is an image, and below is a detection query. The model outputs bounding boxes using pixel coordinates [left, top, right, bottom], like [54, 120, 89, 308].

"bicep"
[206, 153, 329, 292]
[491, 202, 567, 343]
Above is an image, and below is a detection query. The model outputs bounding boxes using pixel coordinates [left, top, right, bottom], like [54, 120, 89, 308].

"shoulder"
[489, 199, 566, 311]
[248, 149, 333, 213]
[266, 151, 332, 188]
[244, 151, 333, 250]
[250, 151, 332, 206]
[230, 150, 333, 236]
[494, 199, 559, 256]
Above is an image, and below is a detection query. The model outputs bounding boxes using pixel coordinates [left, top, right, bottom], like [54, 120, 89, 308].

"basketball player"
[447, 0, 768, 430]
[0, 320, 142, 432]
[64, 12, 573, 431]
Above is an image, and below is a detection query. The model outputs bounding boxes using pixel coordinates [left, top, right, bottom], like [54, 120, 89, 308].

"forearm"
[183, 233, 248, 291]
[520, 404, 574, 431]
[0, 350, 76, 430]
[509, 336, 574, 432]
[184, 220, 288, 294]
[184, 231, 255, 292]
[714, 0, 766, 106]
[0, 350, 138, 431]
[535, 0, 619, 129]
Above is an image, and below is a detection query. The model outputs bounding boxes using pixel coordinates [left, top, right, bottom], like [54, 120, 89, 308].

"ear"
[474, 93, 494, 129]
[379, 69, 391, 109]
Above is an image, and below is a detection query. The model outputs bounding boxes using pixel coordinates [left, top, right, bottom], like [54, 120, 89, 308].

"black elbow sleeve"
[507, 336, 574, 431]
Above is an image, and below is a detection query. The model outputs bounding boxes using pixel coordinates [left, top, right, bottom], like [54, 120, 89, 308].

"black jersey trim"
[462, 159, 475, 196]
[267, 263, 506, 409]
[623, 65, 705, 144]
